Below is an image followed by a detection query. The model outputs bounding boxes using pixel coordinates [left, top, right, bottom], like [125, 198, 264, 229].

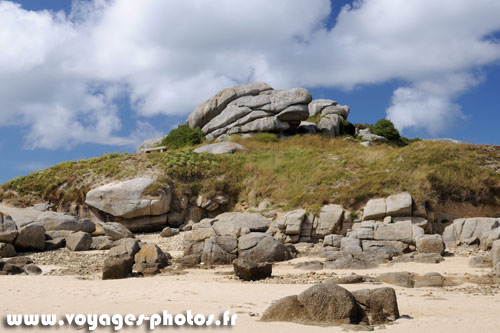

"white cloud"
[0, 0, 500, 149]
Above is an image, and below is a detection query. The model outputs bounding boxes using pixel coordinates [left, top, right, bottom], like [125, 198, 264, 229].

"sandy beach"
[1, 241, 499, 333]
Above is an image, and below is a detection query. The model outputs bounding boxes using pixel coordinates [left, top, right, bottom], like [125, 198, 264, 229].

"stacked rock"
[186, 82, 313, 140]
[308, 99, 350, 136]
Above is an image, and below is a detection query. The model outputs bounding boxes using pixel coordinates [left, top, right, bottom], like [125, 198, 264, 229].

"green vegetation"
[373, 119, 400, 142]
[2, 136, 500, 213]
[160, 125, 204, 149]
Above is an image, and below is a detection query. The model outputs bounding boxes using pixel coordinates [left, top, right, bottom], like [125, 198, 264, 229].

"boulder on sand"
[233, 258, 272, 281]
[102, 239, 140, 280]
[133, 243, 169, 275]
[13, 223, 45, 252]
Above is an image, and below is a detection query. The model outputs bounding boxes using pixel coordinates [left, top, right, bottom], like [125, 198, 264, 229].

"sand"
[1, 251, 499, 333]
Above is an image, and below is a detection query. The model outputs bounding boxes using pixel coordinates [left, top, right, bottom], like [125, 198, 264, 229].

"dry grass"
[2, 135, 500, 213]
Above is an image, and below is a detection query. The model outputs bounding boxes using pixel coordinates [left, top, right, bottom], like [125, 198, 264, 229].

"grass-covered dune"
[2, 134, 500, 216]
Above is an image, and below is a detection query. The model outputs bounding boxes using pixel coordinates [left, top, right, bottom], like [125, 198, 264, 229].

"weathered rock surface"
[187, 83, 315, 140]
[193, 142, 247, 155]
[362, 198, 386, 221]
[416, 235, 445, 255]
[13, 223, 45, 251]
[36, 211, 95, 233]
[262, 283, 398, 326]
[315, 205, 344, 238]
[85, 177, 171, 220]
[0, 242, 16, 257]
[386, 192, 412, 217]
[66, 231, 93, 251]
[0, 213, 18, 243]
[233, 258, 272, 281]
[133, 243, 169, 275]
[102, 239, 140, 280]
[99, 222, 134, 241]
[238, 233, 294, 262]
[351, 287, 399, 324]
[443, 218, 500, 249]
[349, 220, 424, 245]
[318, 114, 341, 137]
[262, 284, 359, 326]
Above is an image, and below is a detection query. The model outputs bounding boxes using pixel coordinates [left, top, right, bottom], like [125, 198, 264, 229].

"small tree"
[373, 119, 400, 142]
[161, 125, 204, 149]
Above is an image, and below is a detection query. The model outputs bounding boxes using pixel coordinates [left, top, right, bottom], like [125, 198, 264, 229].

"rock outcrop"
[443, 218, 500, 250]
[85, 177, 172, 232]
[183, 212, 295, 265]
[186, 82, 313, 140]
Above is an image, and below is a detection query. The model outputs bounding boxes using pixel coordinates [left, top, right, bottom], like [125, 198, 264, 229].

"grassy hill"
[1, 134, 500, 215]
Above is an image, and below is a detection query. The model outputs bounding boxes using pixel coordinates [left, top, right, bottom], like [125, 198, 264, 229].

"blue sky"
[0, 0, 500, 184]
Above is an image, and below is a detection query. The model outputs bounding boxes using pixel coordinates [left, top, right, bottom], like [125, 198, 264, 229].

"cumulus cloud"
[0, 0, 500, 148]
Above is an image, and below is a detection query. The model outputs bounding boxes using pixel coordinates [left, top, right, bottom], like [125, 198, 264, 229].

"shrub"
[161, 125, 204, 149]
[373, 119, 400, 142]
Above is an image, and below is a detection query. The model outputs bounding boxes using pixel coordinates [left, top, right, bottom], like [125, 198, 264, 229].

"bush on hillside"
[161, 125, 204, 149]
[373, 119, 400, 142]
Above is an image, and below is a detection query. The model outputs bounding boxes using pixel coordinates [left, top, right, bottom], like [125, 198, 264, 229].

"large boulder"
[0, 242, 16, 258]
[385, 192, 412, 217]
[102, 239, 140, 280]
[315, 205, 344, 238]
[352, 288, 399, 324]
[238, 232, 294, 262]
[362, 198, 387, 221]
[215, 212, 269, 232]
[262, 283, 360, 326]
[193, 142, 247, 155]
[416, 235, 445, 255]
[99, 222, 134, 241]
[374, 221, 423, 245]
[66, 231, 93, 251]
[318, 114, 341, 137]
[233, 258, 272, 281]
[133, 243, 169, 275]
[36, 211, 95, 233]
[201, 237, 237, 265]
[85, 177, 171, 219]
[13, 223, 45, 252]
[276, 209, 306, 235]
[0, 213, 18, 243]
